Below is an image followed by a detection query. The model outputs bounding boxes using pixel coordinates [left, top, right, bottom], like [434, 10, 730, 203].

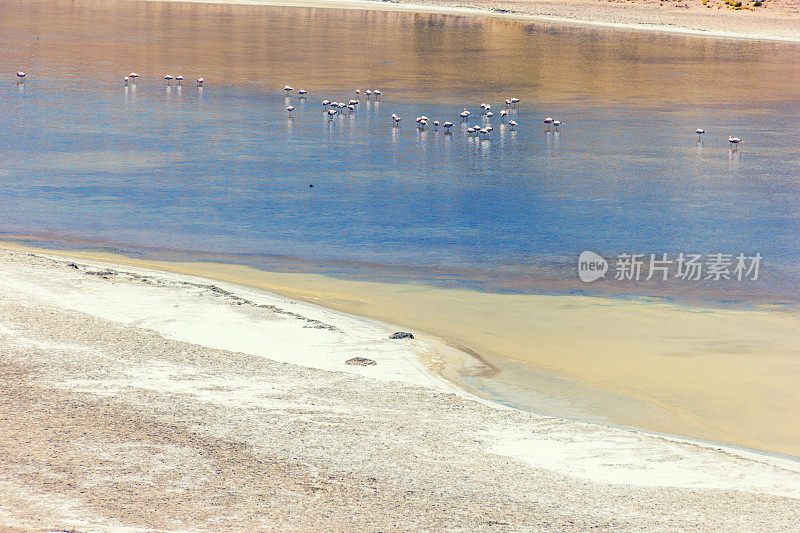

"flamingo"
[196, 77, 204, 86]
[175, 75, 184, 86]
[298, 89, 308, 96]
[500, 109, 508, 122]
[433, 120, 440, 131]
[505, 99, 512, 107]
[443, 121, 453, 133]
[348, 99, 358, 106]
[129, 72, 139, 83]
[544, 117, 554, 130]
[460, 109, 471, 121]
[373, 89, 381, 98]
[164, 74, 174, 85]
[508, 120, 517, 131]
[327, 109, 337, 118]
[467, 127, 476, 136]
[365, 89, 372, 99]
[695, 128, 706, 141]
[510, 97, 520, 107]
[355, 89, 361, 95]
[348, 104, 355, 113]
[322, 99, 330, 106]
[391, 114, 402, 126]
[728, 136, 742, 148]
[124, 76, 130, 85]
[287, 105, 295, 114]
[553, 120, 562, 131]
[283, 85, 293, 94]
[418, 119, 428, 130]
[486, 111, 493, 118]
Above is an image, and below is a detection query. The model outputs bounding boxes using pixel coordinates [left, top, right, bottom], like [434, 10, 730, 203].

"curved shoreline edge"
[2, 238, 800, 463]
[137, 0, 800, 43]
[4, 247, 800, 529]
[5, 237, 799, 458]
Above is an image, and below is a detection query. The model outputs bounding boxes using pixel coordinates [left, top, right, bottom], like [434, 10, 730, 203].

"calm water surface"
[2, 0, 800, 306]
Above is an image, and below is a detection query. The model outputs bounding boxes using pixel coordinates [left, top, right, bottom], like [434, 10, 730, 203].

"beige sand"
[3, 240, 799, 457]
[2, 247, 800, 531]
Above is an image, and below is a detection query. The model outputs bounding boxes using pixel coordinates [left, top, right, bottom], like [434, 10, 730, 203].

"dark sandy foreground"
[0, 248, 799, 531]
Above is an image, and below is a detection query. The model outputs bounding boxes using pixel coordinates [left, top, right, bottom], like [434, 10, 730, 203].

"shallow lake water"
[2, 0, 800, 306]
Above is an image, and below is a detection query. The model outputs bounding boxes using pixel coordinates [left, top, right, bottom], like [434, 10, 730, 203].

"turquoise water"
[2, 0, 800, 306]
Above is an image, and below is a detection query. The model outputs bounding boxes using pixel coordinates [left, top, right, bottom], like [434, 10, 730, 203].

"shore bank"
[1, 245, 800, 530]
[3, 240, 800, 459]
[141, 0, 800, 42]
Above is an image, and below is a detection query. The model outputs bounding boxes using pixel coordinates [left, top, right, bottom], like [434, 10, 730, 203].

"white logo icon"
[578, 251, 608, 282]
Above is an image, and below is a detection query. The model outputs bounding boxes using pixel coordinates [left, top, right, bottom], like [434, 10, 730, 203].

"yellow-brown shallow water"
[5, 241, 800, 457]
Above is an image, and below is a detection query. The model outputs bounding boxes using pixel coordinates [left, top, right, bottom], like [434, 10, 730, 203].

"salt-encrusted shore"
[1, 246, 799, 531]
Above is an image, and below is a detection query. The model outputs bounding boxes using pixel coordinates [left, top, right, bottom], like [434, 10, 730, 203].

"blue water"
[2, 2, 800, 306]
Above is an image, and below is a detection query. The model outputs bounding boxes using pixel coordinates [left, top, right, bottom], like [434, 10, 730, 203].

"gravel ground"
[0, 248, 798, 531]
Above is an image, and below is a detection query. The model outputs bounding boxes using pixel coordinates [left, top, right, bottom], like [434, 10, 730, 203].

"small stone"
[345, 357, 376, 366]
[389, 331, 414, 340]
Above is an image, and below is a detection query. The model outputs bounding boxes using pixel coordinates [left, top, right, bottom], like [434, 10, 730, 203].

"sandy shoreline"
[138, 0, 800, 42]
[1, 245, 800, 530]
[4, 240, 800, 459]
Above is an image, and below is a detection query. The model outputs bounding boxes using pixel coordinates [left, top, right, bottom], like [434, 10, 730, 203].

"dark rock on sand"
[389, 332, 414, 340]
[345, 357, 377, 366]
